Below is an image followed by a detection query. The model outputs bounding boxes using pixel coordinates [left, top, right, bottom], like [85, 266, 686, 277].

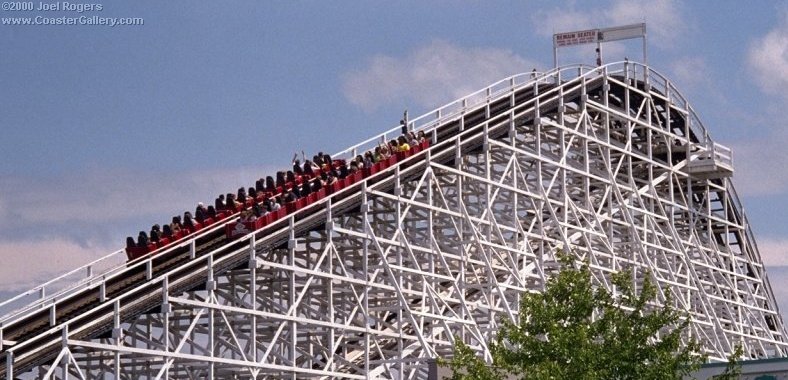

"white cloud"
[669, 56, 711, 90]
[0, 165, 277, 297]
[730, 136, 788, 196]
[343, 0, 688, 111]
[0, 196, 6, 226]
[0, 238, 120, 293]
[666, 55, 737, 111]
[749, 11, 788, 96]
[532, 0, 685, 50]
[756, 237, 788, 266]
[342, 40, 539, 111]
[765, 266, 788, 323]
[530, 4, 627, 65]
[531, 7, 595, 37]
[0, 165, 277, 228]
[724, 11, 788, 196]
[607, 0, 684, 48]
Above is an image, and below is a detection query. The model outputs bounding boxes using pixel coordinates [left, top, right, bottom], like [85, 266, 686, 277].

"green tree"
[443, 256, 709, 379]
[713, 345, 743, 380]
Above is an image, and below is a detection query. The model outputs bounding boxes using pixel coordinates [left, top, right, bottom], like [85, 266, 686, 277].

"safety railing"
[0, 250, 126, 320]
[711, 142, 733, 167]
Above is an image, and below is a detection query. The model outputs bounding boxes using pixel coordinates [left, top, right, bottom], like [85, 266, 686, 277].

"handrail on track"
[0, 60, 730, 327]
[0, 250, 126, 317]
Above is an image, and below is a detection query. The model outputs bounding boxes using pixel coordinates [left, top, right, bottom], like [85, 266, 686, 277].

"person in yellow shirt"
[398, 136, 410, 152]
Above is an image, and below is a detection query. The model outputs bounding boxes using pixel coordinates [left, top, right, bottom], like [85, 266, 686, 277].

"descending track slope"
[1, 62, 785, 379]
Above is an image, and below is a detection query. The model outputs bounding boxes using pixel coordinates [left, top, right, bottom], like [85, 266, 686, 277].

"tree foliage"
[443, 256, 711, 379]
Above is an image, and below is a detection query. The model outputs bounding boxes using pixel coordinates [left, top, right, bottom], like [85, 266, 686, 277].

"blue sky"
[3, 0, 788, 318]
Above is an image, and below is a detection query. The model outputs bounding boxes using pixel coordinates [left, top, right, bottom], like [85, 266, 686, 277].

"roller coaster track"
[1, 62, 785, 379]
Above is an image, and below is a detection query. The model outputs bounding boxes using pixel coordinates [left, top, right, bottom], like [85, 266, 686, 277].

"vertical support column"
[328, 203, 336, 375]
[557, 81, 567, 227]
[325, 196, 333, 228]
[459, 99, 467, 133]
[509, 77, 516, 108]
[5, 351, 12, 380]
[455, 138, 466, 342]
[325, 198, 343, 375]
[483, 122, 491, 226]
[100, 281, 107, 303]
[624, 58, 630, 84]
[646, 90, 655, 220]
[509, 110, 519, 249]
[601, 72, 616, 271]
[288, 216, 297, 379]
[49, 303, 56, 327]
[624, 73, 637, 271]
[684, 100, 694, 235]
[146, 329, 152, 379]
[207, 253, 215, 379]
[113, 299, 121, 376]
[581, 78, 591, 213]
[162, 276, 170, 379]
[426, 152, 435, 333]
[534, 86, 546, 283]
[249, 234, 258, 364]
[602, 73, 610, 148]
[61, 326, 69, 380]
[508, 110, 516, 146]
[483, 119, 495, 323]
[358, 187, 369, 376]
[394, 164, 404, 379]
[642, 27, 648, 81]
[485, 88, 491, 119]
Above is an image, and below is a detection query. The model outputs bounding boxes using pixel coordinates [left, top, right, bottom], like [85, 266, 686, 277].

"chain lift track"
[0, 62, 785, 379]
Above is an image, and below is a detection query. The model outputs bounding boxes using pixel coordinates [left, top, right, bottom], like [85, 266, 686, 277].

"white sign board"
[598, 23, 646, 43]
[553, 29, 598, 47]
[552, 23, 647, 67]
